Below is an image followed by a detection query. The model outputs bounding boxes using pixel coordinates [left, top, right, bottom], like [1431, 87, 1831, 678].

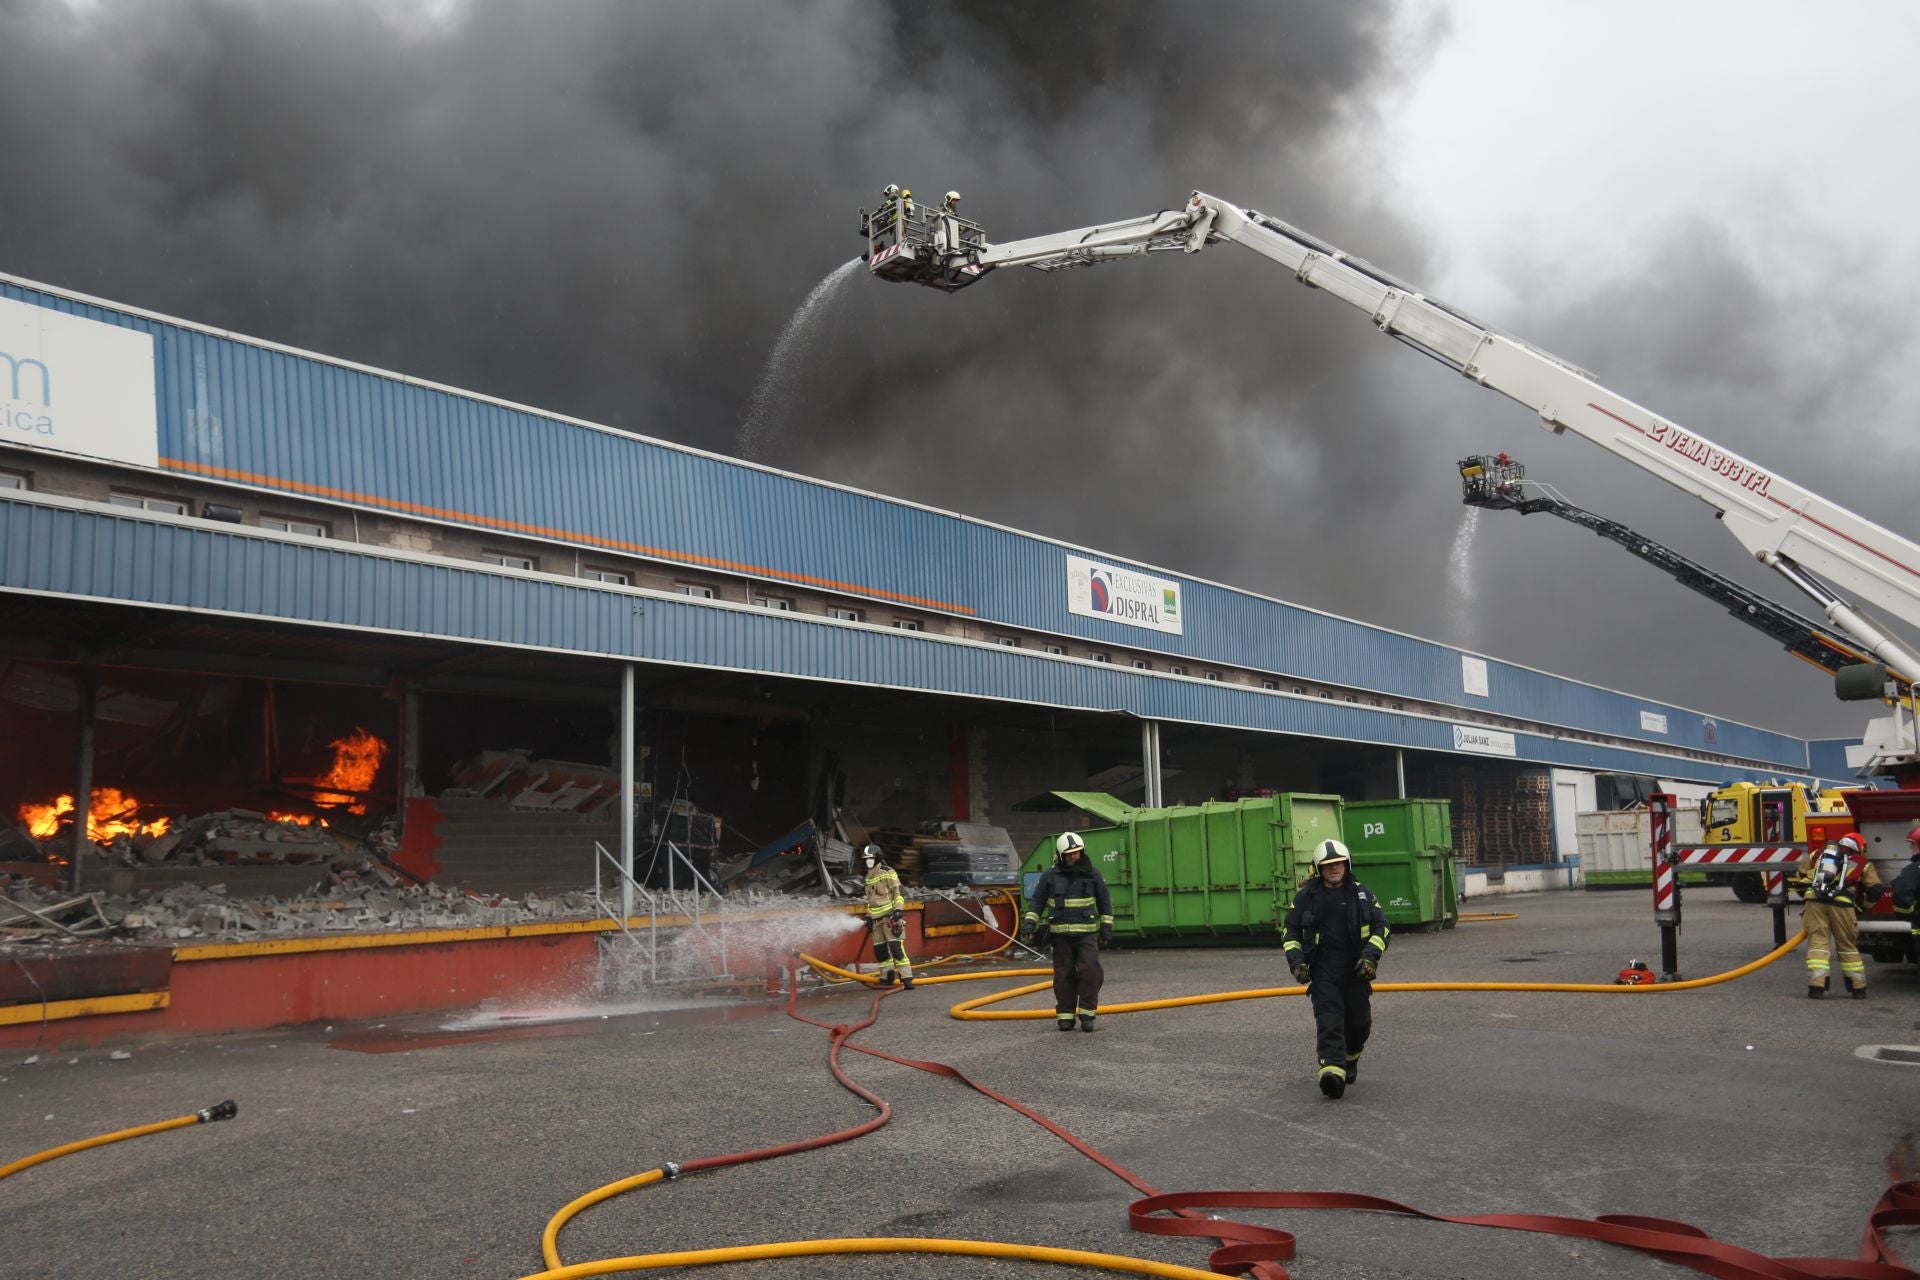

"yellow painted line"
[923, 923, 987, 938]
[0, 991, 169, 1026]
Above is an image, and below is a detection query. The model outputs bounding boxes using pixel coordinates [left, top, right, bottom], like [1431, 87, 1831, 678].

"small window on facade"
[1168, 665, 1187, 676]
[894, 619, 923, 632]
[1344, 695, 1358, 703]
[0, 471, 27, 490]
[1390, 702, 1404, 711]
[1292, 686, 1305, 695]
[828, 605, 864, 622]
[1205, 672, 1223, 681]
[483, 552, 536, 571]
[1088, 652, 1110, 663]
[110, 492, 188, 515]
[753, 595, 793, 611]
[1261, 680, 1278, 691]
[261, 516, 327, 537]
[992, 635, 1019, 647]
[1131, 659, 1151, 670]
[583, 568, 630, 585]
[675, 582, 717, 599]
[1043, 644, 1066, 656]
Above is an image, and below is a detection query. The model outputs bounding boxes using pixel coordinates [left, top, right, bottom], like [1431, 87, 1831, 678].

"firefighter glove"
[1354, 957, 1377, 981]
[1018, 919, 1036, 943]
[888, 909, 905, 928]
[1099, 924, 1113, 945]
[1290, 963, 1312, 985]
[1863, 883, 1887, 907]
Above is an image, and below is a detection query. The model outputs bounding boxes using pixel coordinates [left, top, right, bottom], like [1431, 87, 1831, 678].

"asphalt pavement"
[3, 889, 1916, 1279]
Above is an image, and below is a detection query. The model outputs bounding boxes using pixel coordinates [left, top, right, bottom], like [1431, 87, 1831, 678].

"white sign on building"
[1460, 654, 1490, 697]
[1452, 724, 1517, 758]
[1639, 710, 1669, 735]
[1065, 554, 1184, 635]
[0, 294, 158, 469]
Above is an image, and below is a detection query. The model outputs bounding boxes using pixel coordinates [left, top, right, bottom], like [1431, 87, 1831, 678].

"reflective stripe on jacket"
[1023, 860, 1113, 935]
[865, 866, 905, 918]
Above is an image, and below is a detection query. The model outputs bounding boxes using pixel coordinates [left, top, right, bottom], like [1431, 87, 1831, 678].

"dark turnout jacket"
[1024, 858, 1114, 935]
[1282, 875, 1389, 973]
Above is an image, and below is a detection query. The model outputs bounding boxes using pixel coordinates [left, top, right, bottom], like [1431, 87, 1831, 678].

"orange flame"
[314, 727, 387, 814]
[17, 788, 172, 842]
[267, 812, 330, 828]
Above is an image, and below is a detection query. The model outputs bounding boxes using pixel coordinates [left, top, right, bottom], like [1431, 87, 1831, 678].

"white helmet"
[944, 190, 960, 203]
[1055, 831, 1086, 859]
[1312, 838, 1351, 871]
[883, 183, 900, 198]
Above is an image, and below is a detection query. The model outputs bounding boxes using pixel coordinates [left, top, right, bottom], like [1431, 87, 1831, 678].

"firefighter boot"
[1850, 985, 1867, 1000]
[1056, 1014, 1076, 1032]
[899, 973, 915, 990]
[1317, 1065, 1346, 1099]
[1807, 983, 1825, 999]
[878, 970, 898, 987]
[1344, 1054, 1360, 1086]
[1078, 1009, 1097, 1033]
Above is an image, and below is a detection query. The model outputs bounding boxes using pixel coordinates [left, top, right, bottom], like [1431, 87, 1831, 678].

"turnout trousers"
[1309, 968, 1372, 1078]
[867, 916, 912, 982]
[1050, 935, 1104, 1019]
[1803, 901, 1864, 991]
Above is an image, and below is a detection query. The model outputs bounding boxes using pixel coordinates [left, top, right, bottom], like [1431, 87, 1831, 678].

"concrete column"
[1141, 719, 1164, 809]
[1395, 748, 1407, 800]
[400, 686, 422, 802]
[619, 664, 635, 921]
[69, 666, 97, 893]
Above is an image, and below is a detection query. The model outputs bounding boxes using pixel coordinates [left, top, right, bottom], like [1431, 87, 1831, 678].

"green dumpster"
[1021, 791, 1345, 943]
[1341, 799, 1459, 929]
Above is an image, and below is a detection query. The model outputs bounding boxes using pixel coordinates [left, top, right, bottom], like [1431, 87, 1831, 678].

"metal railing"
[593, 840, 734, 987]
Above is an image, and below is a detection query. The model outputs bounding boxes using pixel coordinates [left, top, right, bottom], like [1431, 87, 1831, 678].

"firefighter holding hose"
[862, 844, 914, 989]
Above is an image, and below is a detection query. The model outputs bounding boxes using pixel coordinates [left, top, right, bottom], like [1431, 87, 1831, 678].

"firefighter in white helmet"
[861, 844, 913, 989]
[1020, 831, 1113, 1031]
[1282, 839, 1389, 1098]
[1787, 832, 1883, 998]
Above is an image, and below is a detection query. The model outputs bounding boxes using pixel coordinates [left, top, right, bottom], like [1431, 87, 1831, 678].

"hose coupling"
[197, 1100, 239, 1123]
[661, 1161, 682, 1181]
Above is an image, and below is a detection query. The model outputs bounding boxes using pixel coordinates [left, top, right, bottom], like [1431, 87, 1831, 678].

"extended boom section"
[860, 188, 1920, 688]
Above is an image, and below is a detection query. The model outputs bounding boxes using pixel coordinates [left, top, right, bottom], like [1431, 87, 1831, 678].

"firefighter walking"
[861, 844, 914, 988]
[1282, 839, 1389, 1098]
[1788, 832, 1883, 999]
[1020, 832, 1113, 1032]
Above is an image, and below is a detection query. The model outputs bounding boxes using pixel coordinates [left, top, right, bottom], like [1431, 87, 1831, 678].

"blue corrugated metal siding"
[0, 499, 1815, 785]
[0, 279, 1805, 764]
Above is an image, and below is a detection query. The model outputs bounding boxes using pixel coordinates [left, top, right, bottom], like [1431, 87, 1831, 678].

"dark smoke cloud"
[2, 0, 1910, 741]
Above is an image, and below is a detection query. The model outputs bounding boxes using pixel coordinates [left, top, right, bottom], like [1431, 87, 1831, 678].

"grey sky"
[1, 0, 1913, 744]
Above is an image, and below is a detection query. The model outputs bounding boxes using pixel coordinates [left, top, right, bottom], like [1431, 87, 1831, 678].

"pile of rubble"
[0, 860, 600, 944]
[6, 808, 384, 871]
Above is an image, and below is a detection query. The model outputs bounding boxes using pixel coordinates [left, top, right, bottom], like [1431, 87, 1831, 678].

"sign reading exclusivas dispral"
[0, 294, 158, 469]
[1065, 554, 1184, 635]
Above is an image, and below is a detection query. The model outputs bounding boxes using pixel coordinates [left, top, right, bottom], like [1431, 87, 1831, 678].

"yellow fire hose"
[0, 1100, 236, 1183]
[797, 928, 1809, 1020]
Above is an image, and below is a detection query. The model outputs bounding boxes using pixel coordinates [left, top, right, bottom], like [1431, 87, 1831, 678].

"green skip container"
[1021, 791, 1346, 943]
[1341, 799, 1460, 930]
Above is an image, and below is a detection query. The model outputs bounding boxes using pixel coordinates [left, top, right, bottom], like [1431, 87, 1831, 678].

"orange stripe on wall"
[159, 457, 976, 614]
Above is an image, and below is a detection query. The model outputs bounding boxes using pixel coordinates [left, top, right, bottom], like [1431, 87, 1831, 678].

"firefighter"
[861, 844, 913, 988]
[941, 190, 961, 213]
[1788, 832, 1883, 998]
[1019, 831, 1112, 1032]
[1889, 825, 1920, 951]
[1282, 839, 1389, 1098]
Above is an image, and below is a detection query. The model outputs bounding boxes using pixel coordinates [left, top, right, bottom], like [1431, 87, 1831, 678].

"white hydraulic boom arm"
[888, 191, 1920, 685]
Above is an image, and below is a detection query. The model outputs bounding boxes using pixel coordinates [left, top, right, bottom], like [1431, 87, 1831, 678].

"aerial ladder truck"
[1459, 452, 1867, 902]
[858, 188, 1920, 958]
